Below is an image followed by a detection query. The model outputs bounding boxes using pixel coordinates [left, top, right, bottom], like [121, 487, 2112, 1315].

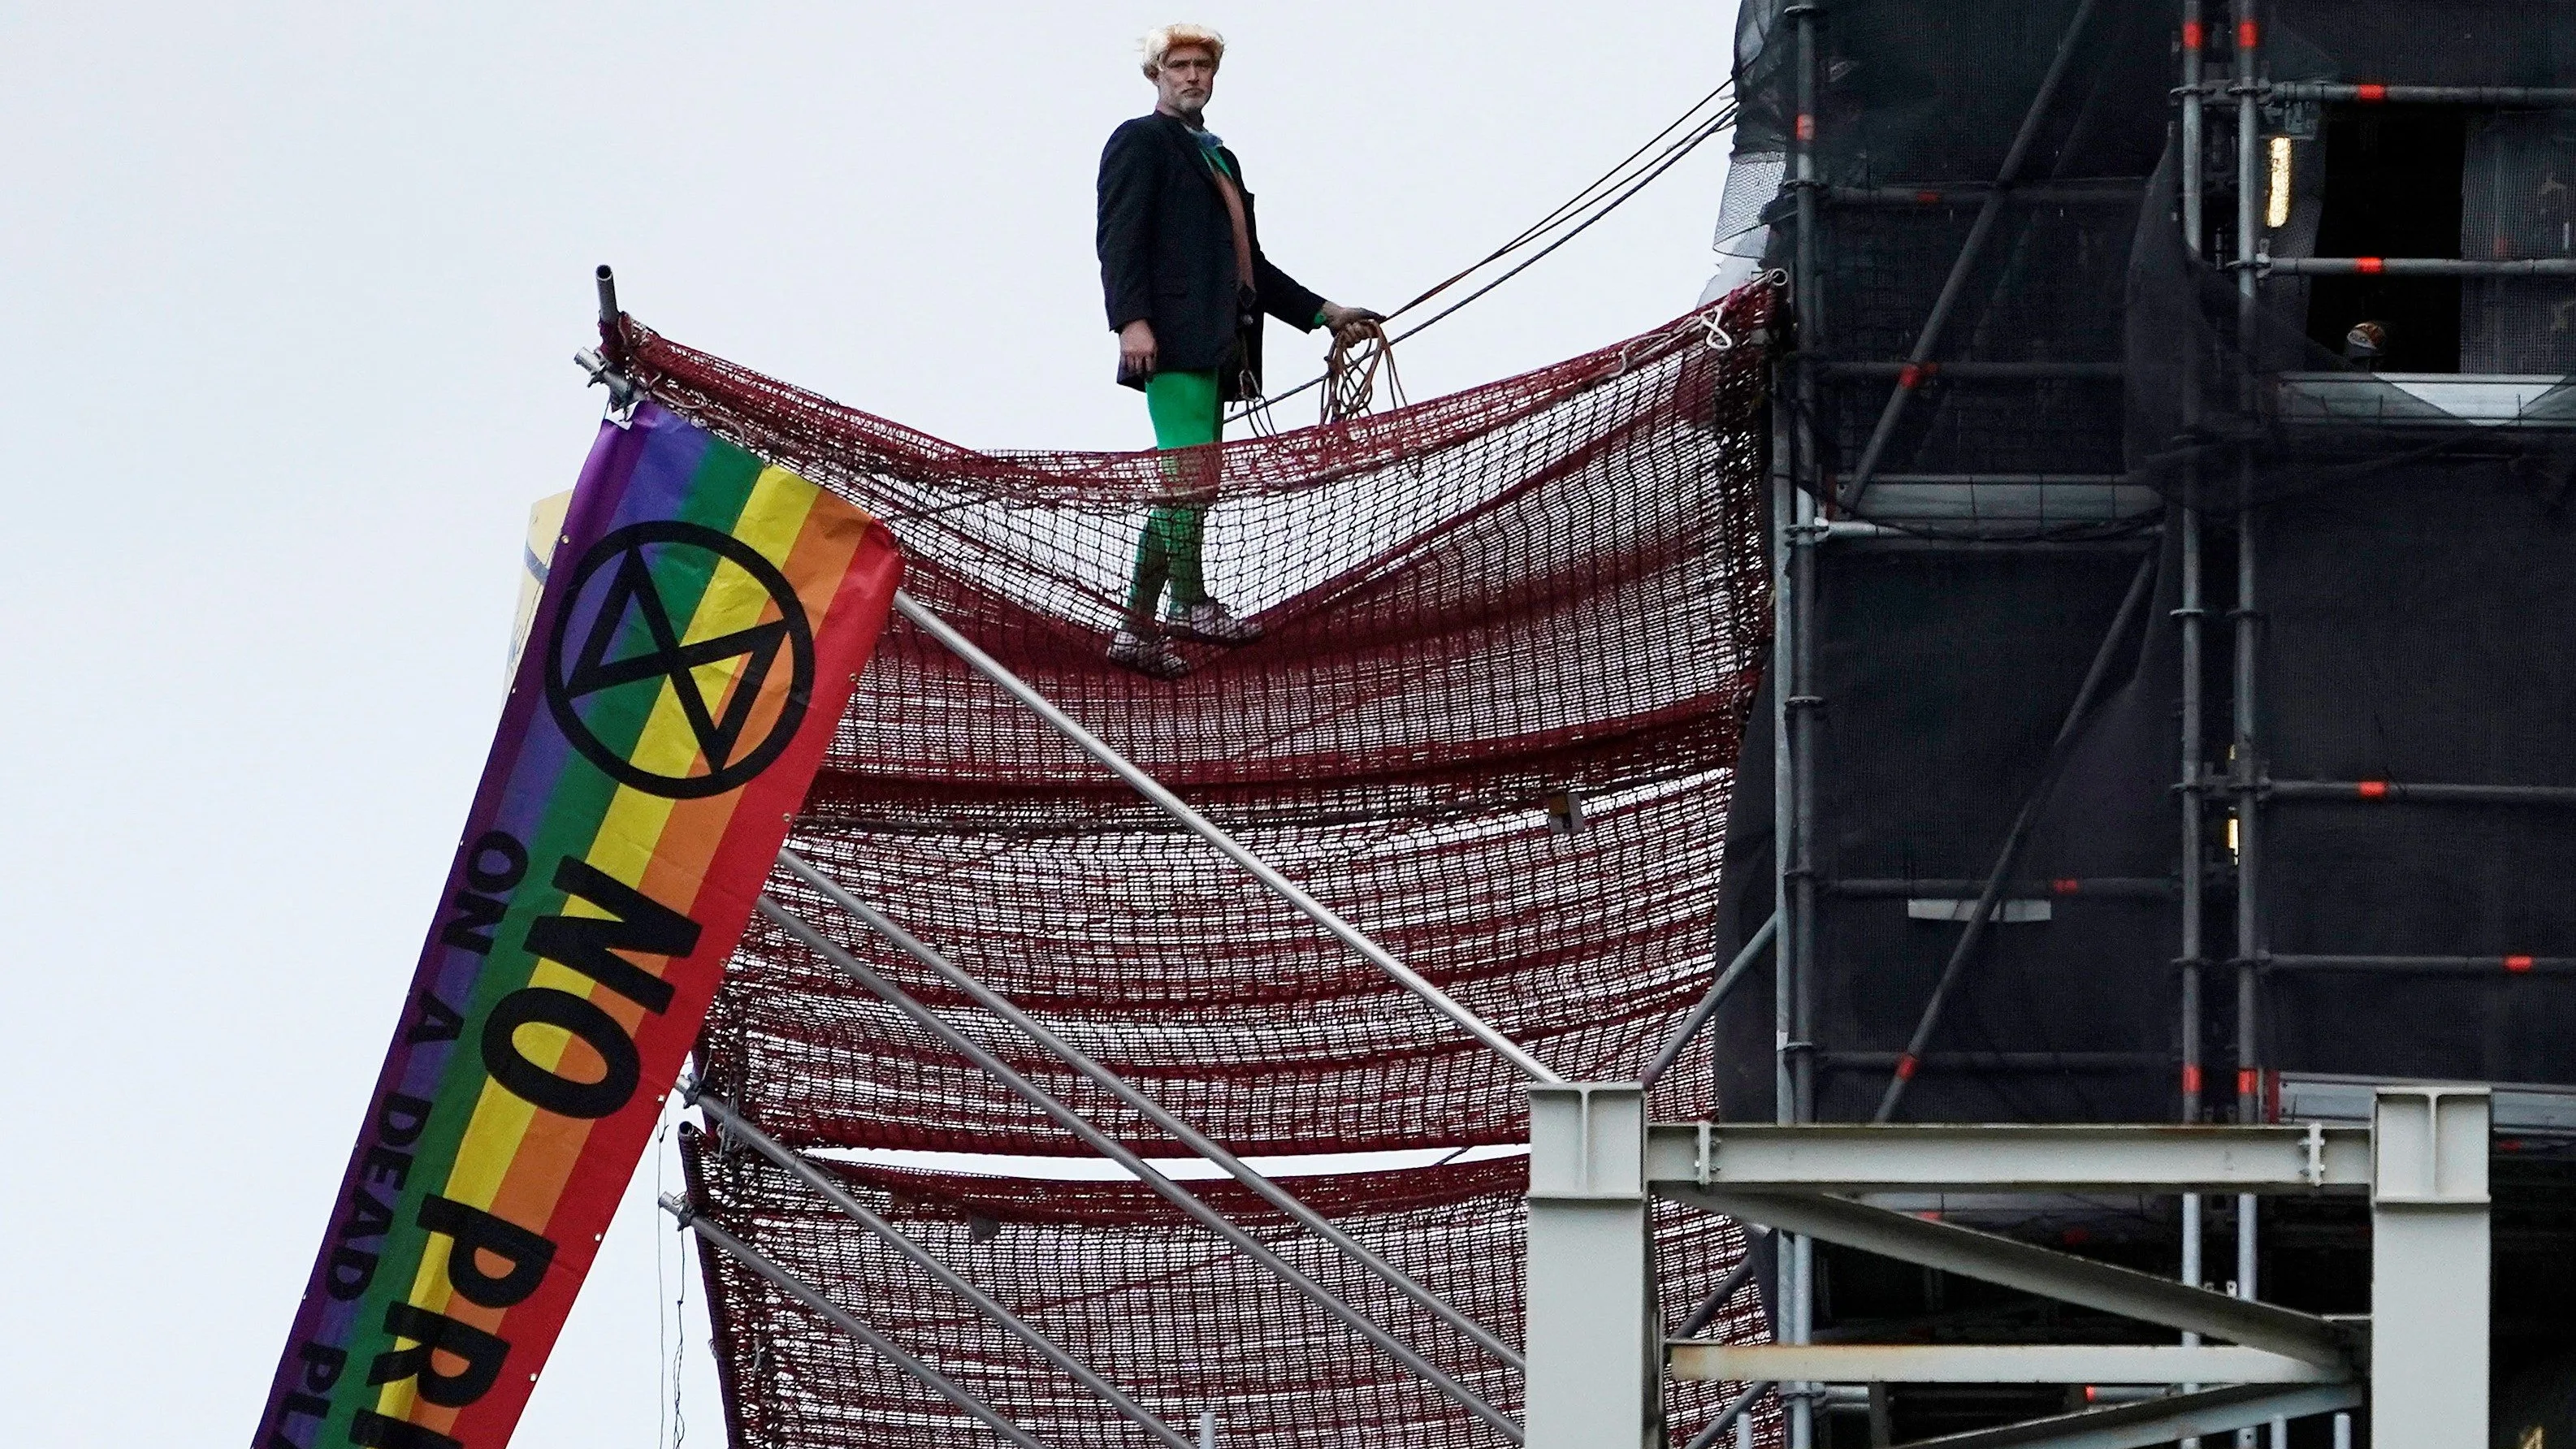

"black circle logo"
[543, 521, 816, 799]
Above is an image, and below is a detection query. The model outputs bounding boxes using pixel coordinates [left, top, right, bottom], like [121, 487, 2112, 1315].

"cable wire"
[1234, 94, 1739, 422]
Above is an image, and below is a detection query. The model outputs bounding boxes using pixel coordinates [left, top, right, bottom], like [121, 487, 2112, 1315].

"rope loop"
[1323, 318, 1408, 426]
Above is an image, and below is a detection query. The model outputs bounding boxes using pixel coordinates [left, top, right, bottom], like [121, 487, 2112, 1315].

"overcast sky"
[0, 4, 1736, 1443]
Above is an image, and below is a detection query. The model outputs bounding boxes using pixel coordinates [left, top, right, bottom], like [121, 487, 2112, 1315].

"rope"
[1321, 318, 1408, 425]
[1387, 80, 1739, 323]
[1232, 86, 1741, 424]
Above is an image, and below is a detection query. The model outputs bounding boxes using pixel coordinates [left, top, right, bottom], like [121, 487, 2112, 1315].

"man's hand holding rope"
[1320, 301, 1386, 349]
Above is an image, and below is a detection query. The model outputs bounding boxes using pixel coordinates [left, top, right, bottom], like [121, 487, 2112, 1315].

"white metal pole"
[663, 1196, 1054, 1449]
[756, 896, 1525, 1442]
[689, 1090, 1199, 1449]
[1644, 910, 1779, 1089]
[777, 850, 1526, 1372]
[891, 590, 1560, 1084]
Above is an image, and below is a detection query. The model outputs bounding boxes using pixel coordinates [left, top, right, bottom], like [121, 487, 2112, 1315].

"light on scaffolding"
[2266, 136, 2293, 229]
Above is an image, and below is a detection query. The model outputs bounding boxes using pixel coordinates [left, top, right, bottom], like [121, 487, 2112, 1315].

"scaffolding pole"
[2229, 10, 2266, 1445]
[754, 896, 1524, 1441]
[1782, 9, 1821, 1447]
[1830, 876, 2176, 898]
[1836, 0, 2105, 509]
[1815, 360, 2125, 380]
[2267, 779, 2576, 807]
[890, 590, 1559, 1086]
[2269, 80, 2576, 106]
[1676, 1231, 1773, 1339]
[1644, 911, 1777, 1091]
[2264, 256, 2576, 277]
[1686, 1381, 1773, 1449]
[775, 849, 1526, 1373]
[662, 1196, 1055, 1449]
[686, 1091, 1199, 1449]
[2262, 954, 2576, 976]
[2178, 11, 2212, 1435]
[1825, 180, 2143, 206]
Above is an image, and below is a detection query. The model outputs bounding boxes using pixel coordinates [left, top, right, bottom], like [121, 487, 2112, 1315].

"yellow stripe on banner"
[374, 469, 828, 1425]
[587, 465, 821, 887]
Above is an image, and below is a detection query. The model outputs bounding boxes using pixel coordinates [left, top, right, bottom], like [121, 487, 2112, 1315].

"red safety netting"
[626, 288, 1773, 827]
[682, 1134, 1779, 1449]
[635, 280, 1782, 1449]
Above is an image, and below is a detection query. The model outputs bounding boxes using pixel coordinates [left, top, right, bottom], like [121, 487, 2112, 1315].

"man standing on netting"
[1097, 22, 1379, 677]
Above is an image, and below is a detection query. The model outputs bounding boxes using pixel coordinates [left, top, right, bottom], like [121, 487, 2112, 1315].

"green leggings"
[1125, 368, 1223, 622]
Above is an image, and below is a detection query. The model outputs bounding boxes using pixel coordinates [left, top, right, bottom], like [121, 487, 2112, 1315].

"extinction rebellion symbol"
[544, 521, 816, 798]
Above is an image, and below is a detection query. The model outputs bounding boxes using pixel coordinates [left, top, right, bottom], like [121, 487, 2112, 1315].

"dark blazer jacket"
[1097, 111, 1327, 397]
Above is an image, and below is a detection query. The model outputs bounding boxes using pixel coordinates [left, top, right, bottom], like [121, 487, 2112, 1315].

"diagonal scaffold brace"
[1835, 0, 2106, 511]
[1642, 910, 1778, 1090]
[890, 589, 1561, 1085]
[754, 894, 1526, 1443]
[775, 848, 1527, 1374]
[1872, 547, 2157, 1122]
[686, 1088, 1198, 1449]
[660, 1193, 1055, 1449]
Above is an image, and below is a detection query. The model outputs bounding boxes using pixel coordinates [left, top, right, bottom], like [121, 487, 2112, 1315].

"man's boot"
[1165, 599, 1264, 645]
[1107, 620, 1188, 678]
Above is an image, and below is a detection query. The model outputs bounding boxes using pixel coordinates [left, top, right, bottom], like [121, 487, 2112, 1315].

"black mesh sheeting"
[2462, 110, 2576, 374]
[2258, 466, 2576, 1083]
[1711, 538, 2180, 1125]
[681, 1133, 1776, 1449]
[1730, 0, 2175, 535]
[1732, 0, 2173, 184]
[2124, 142, 2576, 515]
[2270, 0, 2576, 89]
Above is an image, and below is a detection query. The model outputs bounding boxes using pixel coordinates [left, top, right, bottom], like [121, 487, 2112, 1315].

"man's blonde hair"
[1141, 23, 1226, 78]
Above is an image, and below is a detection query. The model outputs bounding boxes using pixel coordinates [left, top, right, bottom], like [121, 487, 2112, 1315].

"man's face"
[1154, 44, 1217, 118]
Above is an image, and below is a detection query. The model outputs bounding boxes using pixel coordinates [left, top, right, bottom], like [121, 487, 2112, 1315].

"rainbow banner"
[256, 403, 901, 1449]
